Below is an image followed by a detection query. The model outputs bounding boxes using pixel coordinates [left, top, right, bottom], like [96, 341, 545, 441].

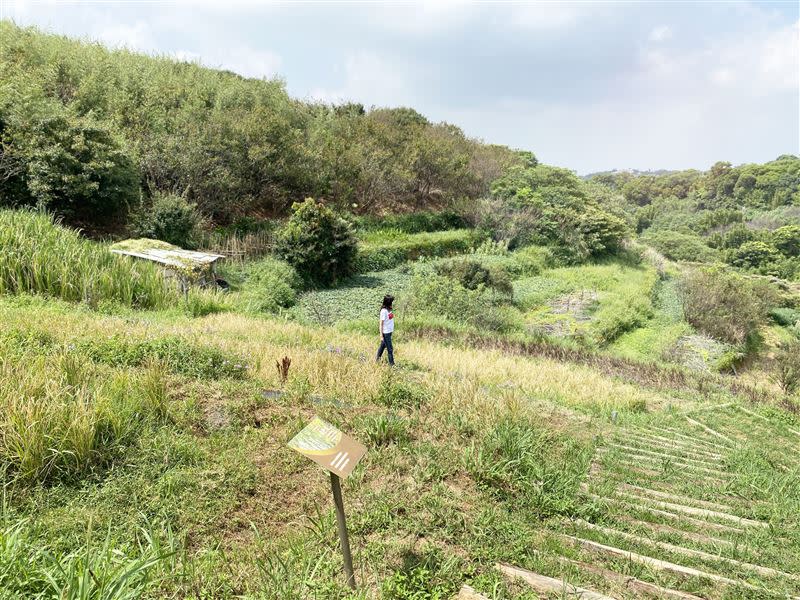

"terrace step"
[612, 489, 766, 527]
[584, 492, 746, 535]
[612, 433, 724, 459]
[619, 484, 734, 513]
[562, 535, 766, 593]
[630, 429, 725, 454]
[612, 437, 724, 462]
[597, 448, 729, 478]
[605, 442, 721, 468]
[648, 426, 724, 450]
[574, 520, 792, 580]
[685, 417, 734, 445]
[536, 552, 706, 600]
[613, 515, 737, 549]
[496, 563, 617, 600]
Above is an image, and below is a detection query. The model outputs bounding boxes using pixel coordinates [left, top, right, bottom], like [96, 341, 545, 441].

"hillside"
[1, 23, 800, 600]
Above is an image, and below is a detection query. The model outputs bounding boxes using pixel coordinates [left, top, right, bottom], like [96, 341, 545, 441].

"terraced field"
[480, 404, 800, 599]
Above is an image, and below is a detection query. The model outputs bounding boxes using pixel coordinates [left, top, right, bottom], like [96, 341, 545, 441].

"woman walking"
[376, 295, 395, 366]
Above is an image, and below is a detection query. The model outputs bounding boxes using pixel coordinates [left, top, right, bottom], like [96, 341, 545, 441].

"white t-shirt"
[380, 307, 395, 334]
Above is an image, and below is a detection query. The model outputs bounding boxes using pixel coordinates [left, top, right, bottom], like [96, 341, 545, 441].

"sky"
[1, 0, 798, 174]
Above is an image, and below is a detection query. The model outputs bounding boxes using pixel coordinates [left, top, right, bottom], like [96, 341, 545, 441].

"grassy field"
[2, 215, 799, 599]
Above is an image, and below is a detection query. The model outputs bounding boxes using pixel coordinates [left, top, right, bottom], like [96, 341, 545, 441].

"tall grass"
[0, 515, 176, 600]
[0, 210, 173, 309]
[0, 347, 169, 482]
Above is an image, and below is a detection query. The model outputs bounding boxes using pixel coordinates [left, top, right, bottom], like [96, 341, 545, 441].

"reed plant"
[0, 210, 173, 309]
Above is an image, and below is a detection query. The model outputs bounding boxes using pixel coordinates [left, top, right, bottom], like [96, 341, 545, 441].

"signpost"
[288, 416, 367, 589]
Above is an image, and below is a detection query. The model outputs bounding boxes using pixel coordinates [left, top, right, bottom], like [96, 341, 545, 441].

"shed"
[110, 239, 225, 291]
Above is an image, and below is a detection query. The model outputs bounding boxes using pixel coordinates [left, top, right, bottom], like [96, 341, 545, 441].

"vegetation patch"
[77, 335, 249, 379]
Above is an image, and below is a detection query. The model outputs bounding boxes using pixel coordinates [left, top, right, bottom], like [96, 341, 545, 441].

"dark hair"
[382, 295, 394, 310]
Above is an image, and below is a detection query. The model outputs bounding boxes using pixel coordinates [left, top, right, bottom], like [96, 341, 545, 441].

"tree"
[2, 105, 138, 220]
[773, 225, 800, 258]
[277, 198, 357, 286]
[727, 241, 779, 271]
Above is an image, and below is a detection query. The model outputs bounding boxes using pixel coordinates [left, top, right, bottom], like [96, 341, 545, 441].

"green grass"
[356, 229, 480, 271]
[2, 212, 800, 599]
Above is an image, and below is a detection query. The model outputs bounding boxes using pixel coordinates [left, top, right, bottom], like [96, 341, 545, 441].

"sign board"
[288, 416, 367, 479]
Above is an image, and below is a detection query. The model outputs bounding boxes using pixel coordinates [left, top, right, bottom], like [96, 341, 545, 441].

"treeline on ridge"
[0, 22, 526, 227]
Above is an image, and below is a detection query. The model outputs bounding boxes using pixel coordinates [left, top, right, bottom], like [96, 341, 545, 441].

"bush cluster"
[678, 267, 777, 345]
[434, 258, 513, 296]
[277, 198, 357, 286]
[239, 257, 302, 313]
[130, 193, 204, 249]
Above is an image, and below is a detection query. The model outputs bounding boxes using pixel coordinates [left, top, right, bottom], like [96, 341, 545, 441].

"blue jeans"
[376, 332, 394, 366]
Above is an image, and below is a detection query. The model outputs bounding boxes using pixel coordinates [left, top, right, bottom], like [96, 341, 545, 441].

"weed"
[360, 414, 410, 447]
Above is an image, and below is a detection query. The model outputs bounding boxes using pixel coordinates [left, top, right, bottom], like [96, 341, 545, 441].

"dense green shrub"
[679, 267, 774, 345]
[727, 241, 780, 271]
[770, 307, 800, 327]
[640, 229, 719, 262]
[240, 257, 301, 313]
[131, 193, 204, 249]
[434, 259, 513, 295]
[707, 223, 757, 250]
[277, 198, 357, 286]
[773, 225, 800, 257]
[0, 101, 138, 220]
[488, 164, 628, 260]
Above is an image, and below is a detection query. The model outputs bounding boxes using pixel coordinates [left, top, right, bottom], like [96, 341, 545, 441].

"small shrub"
[770, 307, 800, 327]
[131, 193, 204, 249]
[241, 257, 301, 312]
[434, 259, 513, 296]
[679, 267, 773, 345]
[381, 565, 447, 600]
[361, 414, 410, 447]
[278, 198, 357, 286]
[772, 340, 800, 395]
[464, 417, 588, 516]
[374, 372, 429, 409]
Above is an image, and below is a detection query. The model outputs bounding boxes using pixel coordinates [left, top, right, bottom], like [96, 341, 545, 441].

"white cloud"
[509, 3, 587, 31]
[96, 21, 155, 51]
[648, 25, 672, 42]
[309, 52, 417, 107]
